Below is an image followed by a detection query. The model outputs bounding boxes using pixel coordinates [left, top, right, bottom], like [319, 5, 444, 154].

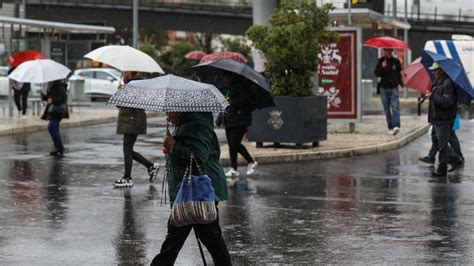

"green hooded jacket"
[167, 112, 228, 204]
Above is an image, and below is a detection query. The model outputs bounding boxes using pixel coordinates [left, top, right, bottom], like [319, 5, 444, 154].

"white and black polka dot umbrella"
[107, 74, 229, 112]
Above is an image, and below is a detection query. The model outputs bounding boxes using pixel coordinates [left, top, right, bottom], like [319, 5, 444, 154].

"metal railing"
[24, 0, 252, 13]
[385, 9, 474, 25]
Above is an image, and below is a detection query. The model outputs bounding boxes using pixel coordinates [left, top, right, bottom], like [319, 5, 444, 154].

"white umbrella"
[8, 59, 71, 83]
[107, 74, 229, 112]
[84, 45, 165, 74]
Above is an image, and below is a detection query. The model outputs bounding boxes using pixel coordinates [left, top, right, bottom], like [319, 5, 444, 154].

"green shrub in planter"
[245, 0, 339, 147]
[246, 0, 338, 96]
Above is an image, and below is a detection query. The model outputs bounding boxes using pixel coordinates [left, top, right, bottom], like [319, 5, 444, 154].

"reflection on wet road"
[1, 118, 474, 264]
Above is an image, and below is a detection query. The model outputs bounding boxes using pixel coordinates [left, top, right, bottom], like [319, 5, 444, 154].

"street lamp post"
[392, 0, 397, 37]
[132, 0, 139, 48]
[403, 0, 409, 98]
[348, 0, 352, 26]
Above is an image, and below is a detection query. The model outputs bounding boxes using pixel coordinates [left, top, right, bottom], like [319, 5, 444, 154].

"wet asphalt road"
[1, 117, 474, 264]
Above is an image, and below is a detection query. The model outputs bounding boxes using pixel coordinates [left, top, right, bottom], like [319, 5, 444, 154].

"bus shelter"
[329, 8, 411, 31]
[0, 15, 115, 116]
[321, 8, 411, 126]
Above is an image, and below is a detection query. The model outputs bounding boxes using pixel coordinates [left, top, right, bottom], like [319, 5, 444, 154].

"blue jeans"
[380, 88, 401, 130]
[48, 119, 64, 153]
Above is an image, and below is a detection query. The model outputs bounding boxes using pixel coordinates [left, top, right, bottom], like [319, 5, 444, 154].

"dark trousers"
[449, 130, 464, 160]
[433, 122, 454, 174]
[225, 126, 254, 170]
[13, 88, 30, 115]
[123, 134, 152, 178]
[48, 119, 64, 153]
[428, 127, 463, 162]
[151, 207, 231, 266]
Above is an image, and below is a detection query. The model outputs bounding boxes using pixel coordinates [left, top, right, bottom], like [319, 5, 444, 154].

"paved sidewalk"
[0, 106, 119, 136]
[218, 115, 429, 166]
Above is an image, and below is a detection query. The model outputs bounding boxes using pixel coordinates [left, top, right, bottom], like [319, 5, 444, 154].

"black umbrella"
[192, 59, 275, 110]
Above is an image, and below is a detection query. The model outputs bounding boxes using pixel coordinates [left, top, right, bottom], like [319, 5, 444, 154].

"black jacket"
[428, 75, 457, 123]
[222, 80, 254, 129]
[41, 81, 69, 120]
[374, 56, 403, 88]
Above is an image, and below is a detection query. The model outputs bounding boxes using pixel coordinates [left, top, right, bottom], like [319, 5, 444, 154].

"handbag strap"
[185, 153, 204, 183]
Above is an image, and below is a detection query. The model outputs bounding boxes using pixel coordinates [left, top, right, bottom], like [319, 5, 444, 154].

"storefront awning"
[0, 15, 115, 34]
[330, 8, 411, 30]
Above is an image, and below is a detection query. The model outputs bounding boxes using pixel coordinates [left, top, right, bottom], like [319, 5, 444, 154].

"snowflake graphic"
[318, 44, 342, 65]
[318, 86, 341, 109]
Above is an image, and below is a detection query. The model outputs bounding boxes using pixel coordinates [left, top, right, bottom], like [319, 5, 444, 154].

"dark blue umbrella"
[421, 50, 474, 105]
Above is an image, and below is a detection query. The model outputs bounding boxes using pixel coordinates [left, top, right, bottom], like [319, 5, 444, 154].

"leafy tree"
[111, 27, 168, 49]
[160, 41, 200, 78]
[139, 41, 160, 63]
[139, 41, 163, 78]
[221, 37, 253, 65]
[195, 32, 214, 54]
[246, 0, 339, 96]
[140, 28, 169, 49]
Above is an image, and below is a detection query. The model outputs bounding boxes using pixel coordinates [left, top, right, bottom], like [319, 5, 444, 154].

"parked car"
[69, 68, 121, 101]
[0, 66, 9, 97]
[0, 66, 43, 98]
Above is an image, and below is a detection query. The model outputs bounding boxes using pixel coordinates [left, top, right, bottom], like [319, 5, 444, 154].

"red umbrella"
[8, 50, 45, 68]
[363, 36, 410, 50]
[401, 58, 432, 93]
[185, 50, 207, 61]
[200, 51, 247, 64]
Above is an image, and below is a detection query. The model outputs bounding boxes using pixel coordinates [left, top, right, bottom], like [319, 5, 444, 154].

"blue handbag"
[170, 153, 217, 227]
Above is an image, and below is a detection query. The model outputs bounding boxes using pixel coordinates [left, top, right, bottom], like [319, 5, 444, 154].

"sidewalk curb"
[0, 116, 117, 136]
[219, 123, 430, 167]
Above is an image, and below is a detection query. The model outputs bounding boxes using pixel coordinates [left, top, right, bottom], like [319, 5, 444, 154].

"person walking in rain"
[425, 63, 458, 176]
[8, 67, 31, 116]
[151, 111, 231, 265]
[418, 118, 464, 171]
[217, 71, 257, 177]
[40, 80, 68, 156]
[113, 71, 159, 188]
[375, 48, 403, 135]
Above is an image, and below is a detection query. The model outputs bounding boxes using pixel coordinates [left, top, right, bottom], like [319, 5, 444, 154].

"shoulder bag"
[170, 153, 217, 227]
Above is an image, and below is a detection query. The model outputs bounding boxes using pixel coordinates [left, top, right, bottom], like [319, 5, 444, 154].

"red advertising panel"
[318, 29, 361, 121]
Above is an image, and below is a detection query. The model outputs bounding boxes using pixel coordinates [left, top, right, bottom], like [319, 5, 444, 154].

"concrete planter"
[248, 96, 327, 148]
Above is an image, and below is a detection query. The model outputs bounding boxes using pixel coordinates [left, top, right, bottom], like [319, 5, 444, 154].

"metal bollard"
[418, 95, 427, 116]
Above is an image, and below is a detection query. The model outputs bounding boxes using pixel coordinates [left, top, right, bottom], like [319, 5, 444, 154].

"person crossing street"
[425, 63, 459, 176]
[113, 71, 159, 187]
[217, 72, 257, 178]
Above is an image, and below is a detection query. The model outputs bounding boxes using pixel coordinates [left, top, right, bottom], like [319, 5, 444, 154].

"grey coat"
[116, 107, 147, 135]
